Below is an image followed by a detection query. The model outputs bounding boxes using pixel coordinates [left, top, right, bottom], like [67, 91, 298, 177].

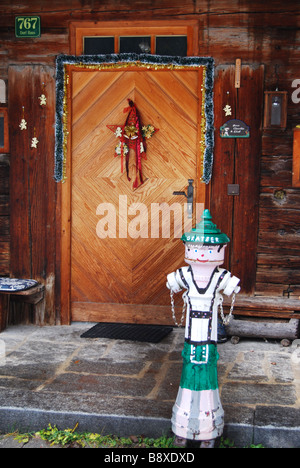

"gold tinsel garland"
[62, 66, 69, 182]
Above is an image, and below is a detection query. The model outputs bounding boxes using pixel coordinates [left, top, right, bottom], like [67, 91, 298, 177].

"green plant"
[34, 424, 178, 448]
[37, 423, 85, 447]
[4, 425, 266, 448]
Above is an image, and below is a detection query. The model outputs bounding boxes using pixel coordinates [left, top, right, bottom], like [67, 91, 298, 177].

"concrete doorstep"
[0, 324, 299, 448]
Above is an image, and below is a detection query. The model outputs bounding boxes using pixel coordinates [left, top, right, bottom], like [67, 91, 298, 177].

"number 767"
[17, 17, 37, 30]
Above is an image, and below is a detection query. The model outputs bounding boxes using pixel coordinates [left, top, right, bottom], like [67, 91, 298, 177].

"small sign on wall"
[220, 119, 250, 138]
[15, 16, 41, 38]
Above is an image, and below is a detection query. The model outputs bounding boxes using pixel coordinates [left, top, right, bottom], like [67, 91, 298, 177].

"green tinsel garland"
[55, 53, 214, 183]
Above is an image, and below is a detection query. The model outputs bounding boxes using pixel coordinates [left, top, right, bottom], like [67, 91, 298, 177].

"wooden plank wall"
[8, 65, 57, 324]
[0, 154, 9, 276]
[0, 0, 299, 323]
[210, 64, 264, 295]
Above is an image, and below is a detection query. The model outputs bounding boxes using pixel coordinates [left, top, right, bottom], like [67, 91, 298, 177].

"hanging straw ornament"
[38, 82, 47, 106]
[223, 91, 232, 116]
[31, 127, 39, 148]
[38, 94, 47, 106]
[19, 106, 27, 130]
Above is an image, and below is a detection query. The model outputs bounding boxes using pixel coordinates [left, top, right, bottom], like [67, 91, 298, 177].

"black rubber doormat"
[80, 322, 173, 343]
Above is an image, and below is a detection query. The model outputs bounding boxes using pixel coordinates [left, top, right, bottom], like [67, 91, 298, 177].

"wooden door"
[69, 67, 206, 325]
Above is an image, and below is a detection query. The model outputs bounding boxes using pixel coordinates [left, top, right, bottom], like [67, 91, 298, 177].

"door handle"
[173, 179, 194, 218]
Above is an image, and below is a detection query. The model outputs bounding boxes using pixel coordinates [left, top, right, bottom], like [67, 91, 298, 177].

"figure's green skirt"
[179, 343, 219, 392]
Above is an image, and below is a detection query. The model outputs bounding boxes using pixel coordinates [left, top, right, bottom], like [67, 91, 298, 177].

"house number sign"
[15, 16, 41, 38]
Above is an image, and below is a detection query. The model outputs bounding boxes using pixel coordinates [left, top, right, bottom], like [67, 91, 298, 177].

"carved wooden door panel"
[70, 67, 205, 324]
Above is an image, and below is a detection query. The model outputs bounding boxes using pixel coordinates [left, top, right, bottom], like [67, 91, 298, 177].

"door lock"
[173, 179, 194, 218]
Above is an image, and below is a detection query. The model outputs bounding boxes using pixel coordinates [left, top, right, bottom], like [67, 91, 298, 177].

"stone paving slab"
[0, 433, 61, 449]
[0, 323, 299, 447]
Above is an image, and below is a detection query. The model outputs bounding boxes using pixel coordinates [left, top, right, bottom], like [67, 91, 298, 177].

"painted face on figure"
[184, 243, 226, 266]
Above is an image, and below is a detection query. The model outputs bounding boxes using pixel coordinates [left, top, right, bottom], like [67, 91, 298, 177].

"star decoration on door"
[107, 99, 158, 188]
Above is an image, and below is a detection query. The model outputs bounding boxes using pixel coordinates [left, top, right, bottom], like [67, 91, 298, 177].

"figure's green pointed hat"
[181, 209, 230, 245]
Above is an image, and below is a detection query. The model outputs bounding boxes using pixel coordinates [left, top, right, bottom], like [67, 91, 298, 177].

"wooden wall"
[0, 154, 9, 276]
[210, 64, 264, 295]
[0, 0, 299, 323]
[8, 65, 57, 324]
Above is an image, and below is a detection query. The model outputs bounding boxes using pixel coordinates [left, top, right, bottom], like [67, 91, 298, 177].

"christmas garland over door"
[54, 53, 214, 183]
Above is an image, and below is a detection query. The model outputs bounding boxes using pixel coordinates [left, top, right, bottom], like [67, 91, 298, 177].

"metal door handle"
[173, 179, 194, 218]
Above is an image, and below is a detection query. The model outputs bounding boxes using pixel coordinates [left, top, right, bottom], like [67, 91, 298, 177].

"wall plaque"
[15, 16, 41, 38]
[220, 119, 250, 138]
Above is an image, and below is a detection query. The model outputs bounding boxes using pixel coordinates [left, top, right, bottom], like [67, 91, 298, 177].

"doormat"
[80, 322, 173, 343]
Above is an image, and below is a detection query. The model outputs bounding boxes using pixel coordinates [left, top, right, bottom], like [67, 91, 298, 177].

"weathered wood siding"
[211, 64, 264, 295]
[0, 154, 9, 276]
[0, 0, 299, 323]
[8, 65, 57, 324]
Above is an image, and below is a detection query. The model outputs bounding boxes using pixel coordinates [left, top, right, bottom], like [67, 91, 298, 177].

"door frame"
[55, 55, 214, 324]
[69, 19, 199, 56]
